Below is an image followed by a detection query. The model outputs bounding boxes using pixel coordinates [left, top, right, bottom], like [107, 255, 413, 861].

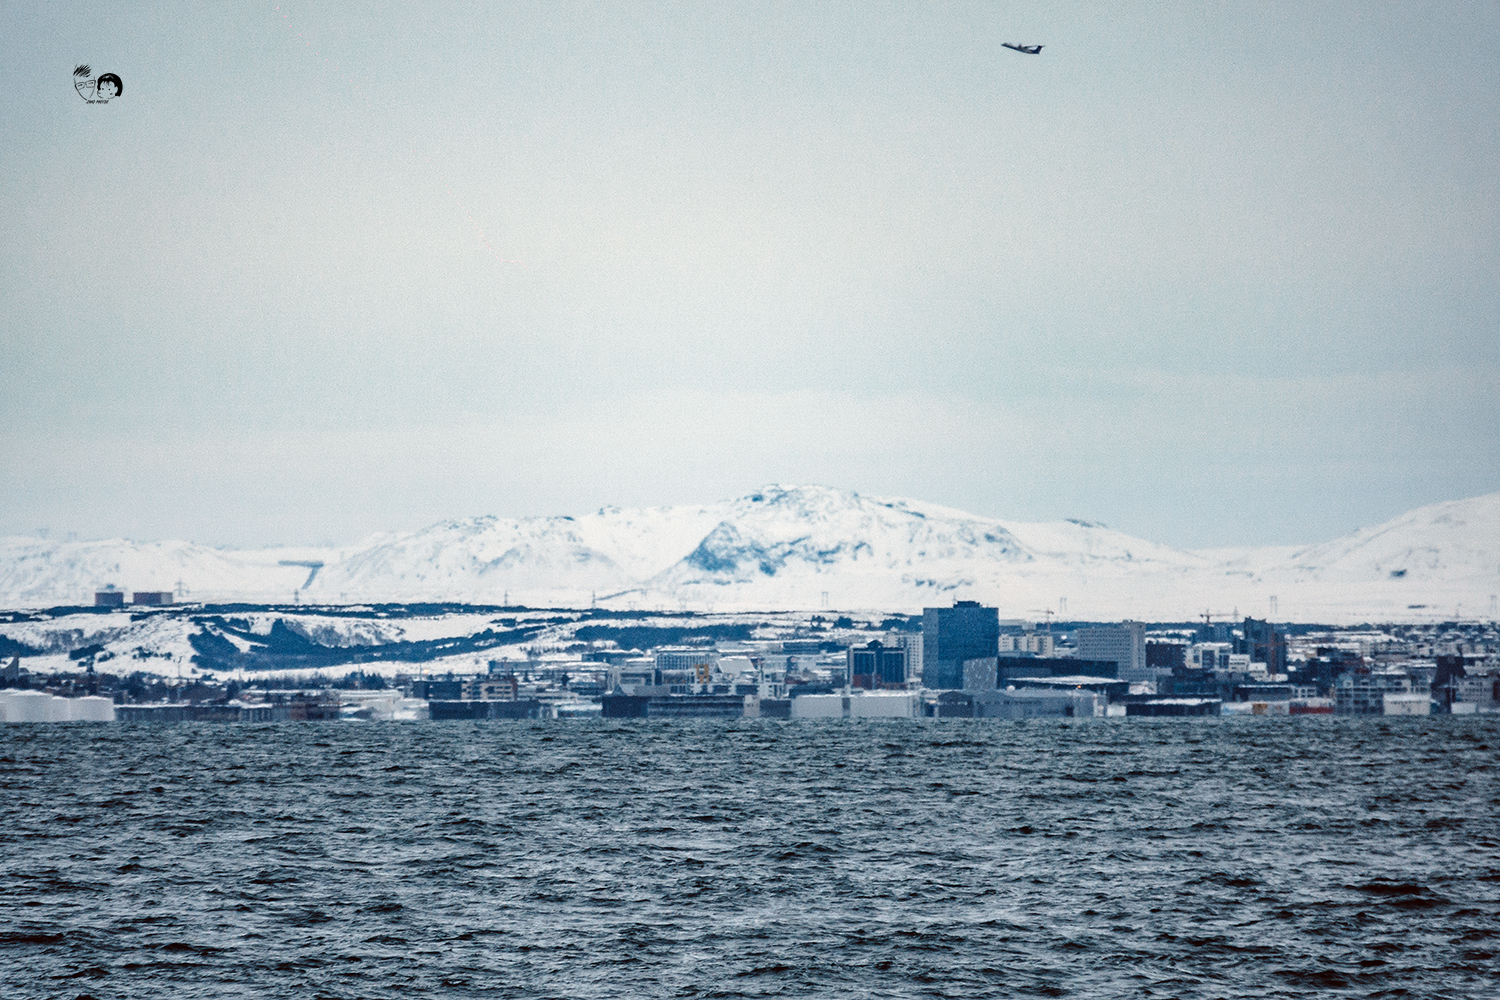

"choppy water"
[2, 717, 1498, 999]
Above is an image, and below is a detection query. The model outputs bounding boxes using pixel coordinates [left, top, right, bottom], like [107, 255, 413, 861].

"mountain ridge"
[2, 486, 1495, 622]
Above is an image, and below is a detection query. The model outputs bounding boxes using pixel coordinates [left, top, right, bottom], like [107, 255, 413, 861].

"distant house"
[131, 591, 173, 606]
[94, 590, 125, 607]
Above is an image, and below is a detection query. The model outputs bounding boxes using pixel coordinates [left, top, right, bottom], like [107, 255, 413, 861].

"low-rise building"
[1000, 630, 1054, 656]
[1451, 673, 1500, 712]
[1335, 671, 1416, 715]
[1383, 693, 1431, 716]
[972, 687, 1102, 719]
[790, 690, 921, 719]
[654, 647, 717, 674]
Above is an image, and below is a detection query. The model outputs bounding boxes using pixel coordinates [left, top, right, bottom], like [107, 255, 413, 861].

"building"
[922, 601, 999, 690]
[601, 693, 747, 718]
[131, 591, 173, 606]
[847, 640, 907, 689]
[1000, 629, 1054, 656]
[1146, 641, 1187, 674]
[1335, 671, 1415, 715]
[1451, 674, 1500, 712]
[997, 656, 1118, 680]
[891, 632, 923, 678]
[1006, 675, 1131, 701]
[1124, 698, 1221, 717]
[1188, 642, 1235, 673]
[1076, 622, 1149, 681]
[1382, 693, 1431, 716]
[0, 691, 116, 722]
[790, 690, 921, 719]
[972, 687, 1102, 719]
[429, 699, 544, 720]
[409, 679, 464, 700]
[469, 676, 521, 700]
[94, 589, 125, 608]
[1241, 617, 1288, 675]
[1232, 683, 1295, 703]
[962, 656, 997, 692]
[654, 647, 717, 675]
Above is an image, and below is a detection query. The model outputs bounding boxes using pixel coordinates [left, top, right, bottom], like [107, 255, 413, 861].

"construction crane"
[1027, 609, 1056, 630]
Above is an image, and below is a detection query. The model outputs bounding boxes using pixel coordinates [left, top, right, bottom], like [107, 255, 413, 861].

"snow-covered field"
[0, 607, 805, 684]
[2, 486, 1496, 622]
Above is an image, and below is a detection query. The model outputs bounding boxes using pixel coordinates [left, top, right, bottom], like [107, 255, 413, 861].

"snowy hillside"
[0, 537, 338, 607]
[1, 487, 1496, 621]
[1282, 494, 1500, 583]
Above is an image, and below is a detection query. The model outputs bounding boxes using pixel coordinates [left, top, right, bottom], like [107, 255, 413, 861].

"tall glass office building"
[921, 601, 1000, 689]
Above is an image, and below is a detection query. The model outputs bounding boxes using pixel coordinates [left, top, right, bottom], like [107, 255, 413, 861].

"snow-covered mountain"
[1, 486, 1496, 621]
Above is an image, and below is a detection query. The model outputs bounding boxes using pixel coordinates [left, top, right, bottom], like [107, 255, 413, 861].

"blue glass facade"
[849, 641, 907, 689]
[921, 601, 999, 689]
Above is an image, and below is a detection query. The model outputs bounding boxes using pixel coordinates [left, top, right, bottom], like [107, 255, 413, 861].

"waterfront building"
[921, 601, 999, 690]
[1382, 693, 1431, 716]
[1335, 671, 1415, 715]
[972, 687, 1102, 719]
[1005, 674, 1131, 701]
[409, 679, 463, 700]
[791, 690, 921, 719]
[0, 691, 115, 722]
[601, 692, 747, 718]
[1451, 674, 1500, 712]
[1124, 698, 1221, 717]
[430, 699, 543, 720]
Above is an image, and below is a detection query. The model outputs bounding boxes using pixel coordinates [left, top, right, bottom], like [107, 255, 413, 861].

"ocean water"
[2, 717, 1497, 999]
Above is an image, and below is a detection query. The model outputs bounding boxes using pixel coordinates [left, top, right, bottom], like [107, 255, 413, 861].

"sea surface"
[2, 717, 1497, 999]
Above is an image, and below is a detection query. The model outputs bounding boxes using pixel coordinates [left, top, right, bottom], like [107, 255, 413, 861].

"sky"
[2, 2, 1497, 551]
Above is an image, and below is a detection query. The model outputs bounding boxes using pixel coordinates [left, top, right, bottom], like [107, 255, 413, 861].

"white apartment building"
[1000, 632, 1054, 656]
[1335, 671, 1417, 715]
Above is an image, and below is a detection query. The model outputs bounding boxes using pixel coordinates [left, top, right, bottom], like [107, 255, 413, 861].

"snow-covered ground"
[2, 486, 1496, 621]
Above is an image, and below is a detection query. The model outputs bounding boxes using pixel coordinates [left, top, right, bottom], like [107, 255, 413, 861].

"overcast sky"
[3, 2, 1497, 550]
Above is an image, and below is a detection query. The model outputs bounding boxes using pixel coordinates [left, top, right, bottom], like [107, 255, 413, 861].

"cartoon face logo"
[73, 65, 122, 103]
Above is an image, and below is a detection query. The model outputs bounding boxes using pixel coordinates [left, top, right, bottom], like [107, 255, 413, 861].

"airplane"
[1001, 43, 1044, 54]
